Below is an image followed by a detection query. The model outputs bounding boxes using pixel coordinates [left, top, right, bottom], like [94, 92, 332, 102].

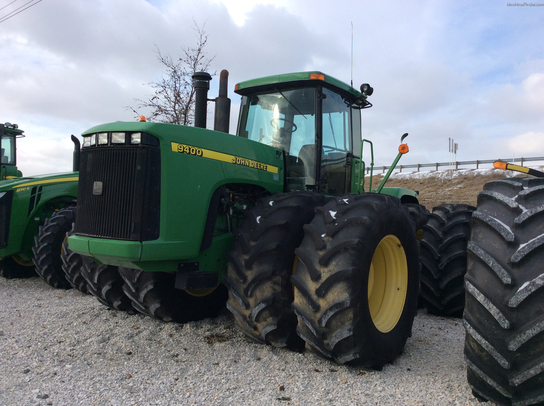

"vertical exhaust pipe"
[214, 70, 231, 133]
[192, 71, 212, 128]
[71, 134, 80, 172]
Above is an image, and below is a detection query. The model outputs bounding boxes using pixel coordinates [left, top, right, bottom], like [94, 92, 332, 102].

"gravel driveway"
[0, 276, 479, 405]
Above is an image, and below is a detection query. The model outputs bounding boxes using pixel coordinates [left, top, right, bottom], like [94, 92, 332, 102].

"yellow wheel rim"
[367, 235, 408, 333]
[12, 254, 34, 267]
[186, 286, 217, 297]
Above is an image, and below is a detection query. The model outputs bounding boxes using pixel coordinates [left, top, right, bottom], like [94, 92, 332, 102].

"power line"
[0, 0, 42, 24]
[0, 0, 19, 12]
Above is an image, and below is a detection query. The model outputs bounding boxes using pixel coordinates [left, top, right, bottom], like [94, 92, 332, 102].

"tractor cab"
[0, 122, 24, 180]
[235, 72, 372, 195]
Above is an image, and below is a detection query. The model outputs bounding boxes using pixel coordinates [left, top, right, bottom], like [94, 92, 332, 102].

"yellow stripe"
[506, 164, 530, 174]
[13, 176, 79, 189]
[171, 142, 278, 174]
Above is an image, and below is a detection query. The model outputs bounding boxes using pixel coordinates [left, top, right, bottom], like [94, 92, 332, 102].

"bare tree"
[130, 23, 215, 125]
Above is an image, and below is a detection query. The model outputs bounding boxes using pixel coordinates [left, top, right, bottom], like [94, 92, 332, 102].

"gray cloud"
[1, 0, 543, 175]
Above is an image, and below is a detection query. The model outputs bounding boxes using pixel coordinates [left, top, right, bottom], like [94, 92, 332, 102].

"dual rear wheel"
[224, 192, 420, 368]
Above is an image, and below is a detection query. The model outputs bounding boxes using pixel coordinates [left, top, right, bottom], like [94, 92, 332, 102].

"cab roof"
[1, 123, 24, 138]
[234, 71, 366, 100]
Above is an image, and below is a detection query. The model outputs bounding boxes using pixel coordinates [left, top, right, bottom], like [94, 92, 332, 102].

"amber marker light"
[139, 116, 146, 122]
[310, 73, 325, 81]
[398, 144, 409, 154]
[494, 161, 508, 170]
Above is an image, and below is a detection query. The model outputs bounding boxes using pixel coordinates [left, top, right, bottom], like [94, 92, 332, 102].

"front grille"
[75, 142, 160, 241]
[0, 191, 13, 248]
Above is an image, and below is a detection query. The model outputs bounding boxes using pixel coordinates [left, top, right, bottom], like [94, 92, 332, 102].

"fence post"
[455, 161, 459, 170]
[435, 163, 438, 171]
[417, 164, 420, 172]
[476, 160, 479, 169]
[521, 157, 524, 166]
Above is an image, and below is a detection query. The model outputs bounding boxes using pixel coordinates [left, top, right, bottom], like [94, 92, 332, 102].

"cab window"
[1, 136, 15, 165]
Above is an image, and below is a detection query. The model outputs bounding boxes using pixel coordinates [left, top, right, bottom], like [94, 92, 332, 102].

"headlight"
[97, 132, 108, 145]
[82, 134, 96, 148]
[131, 133, 141, 144]
[111, 132, 126, 144]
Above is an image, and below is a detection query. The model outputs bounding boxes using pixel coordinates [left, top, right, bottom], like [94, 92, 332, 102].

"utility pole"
[449, 138, 458, 172]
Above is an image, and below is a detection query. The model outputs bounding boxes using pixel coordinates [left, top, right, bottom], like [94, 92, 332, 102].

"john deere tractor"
[68, 70, 425, 369]
[0, 123, 81, 289]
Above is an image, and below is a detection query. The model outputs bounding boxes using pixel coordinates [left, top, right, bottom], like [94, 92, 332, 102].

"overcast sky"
[1, 0, 543, 176]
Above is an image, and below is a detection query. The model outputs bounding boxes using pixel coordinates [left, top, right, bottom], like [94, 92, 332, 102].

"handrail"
[370, 156, 544, 174]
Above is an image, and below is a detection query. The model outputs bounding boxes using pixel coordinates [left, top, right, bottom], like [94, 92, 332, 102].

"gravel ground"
[0, 276, 479, 406]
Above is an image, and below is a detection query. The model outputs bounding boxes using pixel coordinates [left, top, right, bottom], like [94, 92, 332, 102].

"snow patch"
[383, 167, 544, 181]
[329, 211, 337, 220]
[256, 216, 261, 224]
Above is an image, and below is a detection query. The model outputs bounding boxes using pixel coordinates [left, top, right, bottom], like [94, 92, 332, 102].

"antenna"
[351, 21, 354, 88]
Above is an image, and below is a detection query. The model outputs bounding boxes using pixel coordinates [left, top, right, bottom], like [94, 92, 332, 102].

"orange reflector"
[234, 84, 239, 91]
[398, 144, 409, 154]
[310, 73, 325, 81]
[139, 116, 146, 122]
[494, 161, 507, 170]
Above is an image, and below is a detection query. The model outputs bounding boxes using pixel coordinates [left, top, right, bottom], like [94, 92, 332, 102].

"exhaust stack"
[214, 70, 231, 133]
[71, 134, 80, 172]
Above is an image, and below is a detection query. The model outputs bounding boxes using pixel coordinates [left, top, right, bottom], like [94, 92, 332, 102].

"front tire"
[292, 194, 420, 368]
[82, 261, 135, 312]
[223, 192, 325, 350]
[0, 255, 36, 279]
[119, 267, 227, 323]
[464, 178, 544, 405]
[32, 207, 76, 289]
[60, 225, 89, 294]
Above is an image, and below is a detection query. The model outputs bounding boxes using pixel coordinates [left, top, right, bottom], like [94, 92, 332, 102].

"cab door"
[319, 88, 355, 195]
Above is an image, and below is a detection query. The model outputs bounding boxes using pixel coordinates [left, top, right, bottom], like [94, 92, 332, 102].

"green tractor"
[0, 123, 80, 289]
[68, 70, 425, 369]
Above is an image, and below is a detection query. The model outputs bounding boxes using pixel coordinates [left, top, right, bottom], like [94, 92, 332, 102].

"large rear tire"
[223, 192, 325, 350]
[82, 261, 135, 312]
[419, 204, 475, 317]
[464, 178, 544, 405]
[292, 194, 420, 368]
[118, 267, 227, 323]
[0, 255, 36, 279]
[32, 207, 76, 289]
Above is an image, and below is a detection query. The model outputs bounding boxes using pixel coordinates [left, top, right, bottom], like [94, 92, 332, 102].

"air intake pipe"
[192, 71, 212, 129]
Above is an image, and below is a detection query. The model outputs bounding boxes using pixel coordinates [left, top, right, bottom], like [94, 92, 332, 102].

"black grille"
[0, 191, 13, 248]
[75, 142, 160, 241]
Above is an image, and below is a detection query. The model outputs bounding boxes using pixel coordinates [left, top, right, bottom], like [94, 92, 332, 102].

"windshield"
[1, 136, 15, 165]
[238, 88, 317, 192]
[237, 88, 316, 157]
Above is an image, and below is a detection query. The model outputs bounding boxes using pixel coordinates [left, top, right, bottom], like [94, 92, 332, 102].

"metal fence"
[372, 156, 544, 174]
